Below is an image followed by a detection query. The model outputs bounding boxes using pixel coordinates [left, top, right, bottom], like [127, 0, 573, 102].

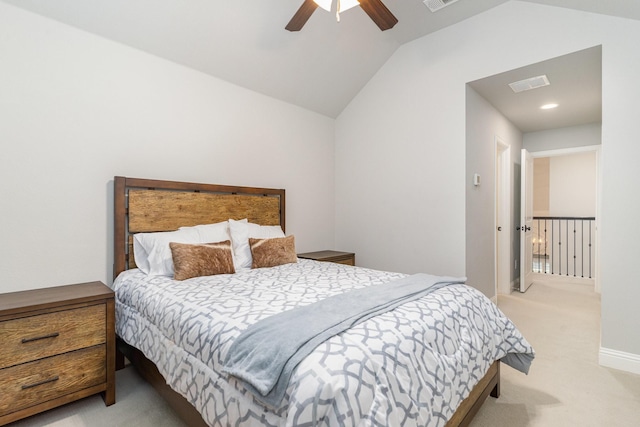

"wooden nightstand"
[297, 250, 355, 266]
[0, 281, 115, 426]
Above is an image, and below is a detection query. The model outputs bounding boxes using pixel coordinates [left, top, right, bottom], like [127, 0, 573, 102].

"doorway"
[466, 46, 601, 301]
[528, 145, 600, 292]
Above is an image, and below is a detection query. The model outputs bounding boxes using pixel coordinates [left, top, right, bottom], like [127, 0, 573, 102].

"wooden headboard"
[113, 176, 285, 280]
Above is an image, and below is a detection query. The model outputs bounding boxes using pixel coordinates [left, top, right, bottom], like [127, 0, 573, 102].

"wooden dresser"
[0, 281, 115, 425]
[297, 250, 355, 266]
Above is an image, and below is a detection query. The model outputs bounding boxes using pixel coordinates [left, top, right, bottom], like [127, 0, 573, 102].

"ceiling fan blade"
[359, 0, 398, 31]
[286, 0, 319, 31]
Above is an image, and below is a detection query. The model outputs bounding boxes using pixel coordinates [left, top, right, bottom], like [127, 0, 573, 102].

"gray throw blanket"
[222, 273, 466, 407]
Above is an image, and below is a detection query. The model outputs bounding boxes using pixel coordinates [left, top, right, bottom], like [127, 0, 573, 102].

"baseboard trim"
[599, 347, 640, 375]
[532, 273, 594, 286]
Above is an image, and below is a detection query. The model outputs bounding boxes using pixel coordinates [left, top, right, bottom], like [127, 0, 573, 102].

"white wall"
[549, 152, 597, 217]
[524, 123, 601, 151]
[0, 3, 336, 292]
[465, 87, 523, 297]
[336, 1, 640, 365]
[524, 123, 600, 218]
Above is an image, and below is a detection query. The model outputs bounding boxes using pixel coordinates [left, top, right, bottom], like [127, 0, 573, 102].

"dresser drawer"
[0, 345, 105, 415]
[0, 304, 106, 369]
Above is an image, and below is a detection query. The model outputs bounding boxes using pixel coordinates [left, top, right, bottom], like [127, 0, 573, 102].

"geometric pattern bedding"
[112, 259, 534, 427]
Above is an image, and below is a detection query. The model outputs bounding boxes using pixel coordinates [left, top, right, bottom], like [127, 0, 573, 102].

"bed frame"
[112, 176, 499, 427]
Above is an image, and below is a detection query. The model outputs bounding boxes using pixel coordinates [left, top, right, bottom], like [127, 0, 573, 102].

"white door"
[520, 148, 534, 292]
[495, 138, 511, 295]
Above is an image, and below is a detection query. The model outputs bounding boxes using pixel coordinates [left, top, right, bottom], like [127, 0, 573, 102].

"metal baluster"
[551, 219, 555, 275]
[532, 217, 595, 280]
[558, 220, 563, 275]
[573, 219, 577, 277]
[536, 218, 541, 273]
[544, 219, 548, 274]
[564, 219, 569, 276]
[589, 222, 595, 279]
[581, 220, 584, 278]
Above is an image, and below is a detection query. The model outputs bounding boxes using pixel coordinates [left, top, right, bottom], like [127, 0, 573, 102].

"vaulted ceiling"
[3, 0, 638, 128]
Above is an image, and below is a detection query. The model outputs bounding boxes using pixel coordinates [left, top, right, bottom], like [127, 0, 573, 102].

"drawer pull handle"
[21, 376, 60, 390]
[21, 332, 60, 344]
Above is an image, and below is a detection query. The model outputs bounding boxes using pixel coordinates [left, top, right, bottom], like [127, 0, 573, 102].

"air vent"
[423, 0, 461, 13]
[509, 75, 551, 93]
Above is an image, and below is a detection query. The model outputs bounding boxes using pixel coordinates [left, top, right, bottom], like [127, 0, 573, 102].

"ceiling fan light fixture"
[313, 0, 332, 11]
[338, 0, 360, 12]
[287, 0, 396, 32]
[313, 0, 360, 14]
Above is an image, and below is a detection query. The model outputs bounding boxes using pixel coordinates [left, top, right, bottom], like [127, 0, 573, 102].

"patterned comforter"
[113, 259, 534, 427]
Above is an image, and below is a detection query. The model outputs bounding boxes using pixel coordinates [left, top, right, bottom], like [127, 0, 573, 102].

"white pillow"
[247, 222, 286, 239]
[133, 228, 200, 276]
[229, 219, 285, 269]
[180, 221, 230, 243]
[134, 221, 230, 276]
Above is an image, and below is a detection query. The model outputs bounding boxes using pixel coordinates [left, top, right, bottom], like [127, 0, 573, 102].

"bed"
[112, 176, 534, 427]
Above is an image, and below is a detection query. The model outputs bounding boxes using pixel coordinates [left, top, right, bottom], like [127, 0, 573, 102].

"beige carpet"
[11, 280, 640, 426]
[9, 364, 187, 427]
[471, 280, 640, 426]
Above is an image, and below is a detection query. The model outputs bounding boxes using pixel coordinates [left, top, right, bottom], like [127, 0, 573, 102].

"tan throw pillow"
[249, 235, 298, 269]
[169, 240, 235, 280]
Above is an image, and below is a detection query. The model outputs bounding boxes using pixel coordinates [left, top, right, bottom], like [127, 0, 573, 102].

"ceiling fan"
[286, 0, 398, 32]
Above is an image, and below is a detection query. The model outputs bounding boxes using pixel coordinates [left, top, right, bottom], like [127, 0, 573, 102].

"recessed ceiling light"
[540, 103, 559, 110]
